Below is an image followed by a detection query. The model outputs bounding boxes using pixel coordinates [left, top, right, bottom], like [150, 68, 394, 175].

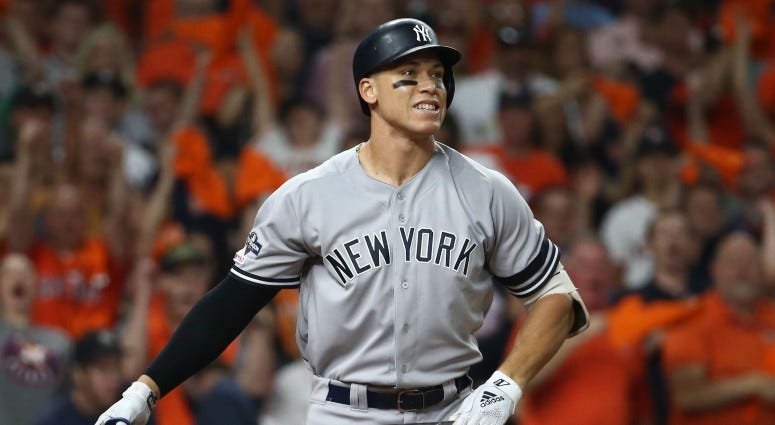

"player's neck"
[357, 139, 435, 187]
[359, 132, 435, 188]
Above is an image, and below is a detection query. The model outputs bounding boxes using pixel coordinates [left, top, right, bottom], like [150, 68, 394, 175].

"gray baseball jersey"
[231, 142, 564, 388]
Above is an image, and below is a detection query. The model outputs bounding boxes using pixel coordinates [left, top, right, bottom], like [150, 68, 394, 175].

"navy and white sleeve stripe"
[229, 266, 301, 288]
[496, 238, 560, 298]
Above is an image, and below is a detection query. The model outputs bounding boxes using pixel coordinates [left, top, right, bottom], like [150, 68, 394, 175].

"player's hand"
[449, 371, 523, 425]
[94, 381, 157, 425]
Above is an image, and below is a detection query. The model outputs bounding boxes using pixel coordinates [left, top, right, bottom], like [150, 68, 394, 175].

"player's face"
[370, 51, 447, 137]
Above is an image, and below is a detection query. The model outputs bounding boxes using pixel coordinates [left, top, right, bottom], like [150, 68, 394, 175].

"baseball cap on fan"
[159, 242, 209, 274]
[498, 85, 534, 110]
[8, 83, 55, 111]
[82, 70, 129, 100]
[74, 329, 122, 366]
[635, 123, 678, 158]
[496, 25, 534, 49]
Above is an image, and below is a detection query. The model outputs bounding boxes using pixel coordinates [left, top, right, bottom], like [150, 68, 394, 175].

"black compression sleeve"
[144, 274, 280, 396]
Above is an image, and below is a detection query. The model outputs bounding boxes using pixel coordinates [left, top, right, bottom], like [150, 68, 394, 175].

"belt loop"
[441, 378, 457, 401]
[349, 382, 368, 412]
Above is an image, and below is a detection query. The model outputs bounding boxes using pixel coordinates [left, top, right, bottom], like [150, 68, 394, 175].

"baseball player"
[95, 18, 589, 425]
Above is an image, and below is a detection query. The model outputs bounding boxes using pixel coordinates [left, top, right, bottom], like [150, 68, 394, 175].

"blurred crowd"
[1, 0, 775, 424]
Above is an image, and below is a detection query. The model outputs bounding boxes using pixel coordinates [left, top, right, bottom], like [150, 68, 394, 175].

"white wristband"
[124, 381, 158, 410]
[487, 371, 523, 402]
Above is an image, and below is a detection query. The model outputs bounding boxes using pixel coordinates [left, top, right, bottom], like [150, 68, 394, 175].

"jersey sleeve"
[486, 171, 561, 300]
[229, 184, 309, 288]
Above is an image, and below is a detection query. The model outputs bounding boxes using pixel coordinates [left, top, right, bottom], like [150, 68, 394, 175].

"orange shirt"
[668, 92, 746, 151]
[662, 292, 775, 425]
[29, 239, 123, 339]
[137, 39, 196, 88]
[463, 145, 569, 200]
[718, 0, 774, 58]
[234, 147, 287, 209]
[519, 333, 641, 425]
[143, 0, 175, 41]
[138, 3, 278, 114]
[593, 76, 641, 126]
[172, 126, 233, 219]
[680, 140, 745, 189]
[606, 294, 701, 348]
[147, 294, 239, 425]
[759, 63, 775, 115]
[272, 289, 300, 359]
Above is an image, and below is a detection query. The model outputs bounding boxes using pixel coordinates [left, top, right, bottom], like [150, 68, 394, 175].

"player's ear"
[359, 77, 378, 108]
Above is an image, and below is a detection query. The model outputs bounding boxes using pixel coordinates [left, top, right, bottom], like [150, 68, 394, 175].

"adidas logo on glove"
[479, 390, 506, 407]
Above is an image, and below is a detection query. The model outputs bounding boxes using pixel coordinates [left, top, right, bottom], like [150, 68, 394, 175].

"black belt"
[326, 375, 472, 412]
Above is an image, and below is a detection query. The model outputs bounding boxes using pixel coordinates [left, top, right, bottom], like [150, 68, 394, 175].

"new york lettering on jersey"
[323, 228, 478, 286]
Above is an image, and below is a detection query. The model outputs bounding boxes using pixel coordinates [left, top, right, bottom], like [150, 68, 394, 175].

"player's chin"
[410, 114, 444, 134]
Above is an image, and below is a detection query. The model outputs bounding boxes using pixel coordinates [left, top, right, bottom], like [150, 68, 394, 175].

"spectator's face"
[565, 241, 616, 311]
[296, 0, 340, 33]
[625, 0, 657, 17]
[498, 106, 533, 146]
[367, 52, 448, 137]
[83, 87, 123, 125]
[497, 46, 532, 80]
[175, 0, 216, 16]
[554, 30, 587, 75]
[78, 118, 116, 181]
[73, 356, 122, 412]
[11, 106, 54, 135]
[51, 4, 92, 50]
[284, 105, 323, 148]
[0, 255, 36, 316]
[637, 153, 674, 188]
[87, 36, 125, 75]
[270, 29, 305, 79]
[712, 233, 762, 305]
[159, 264, 210, 322]
[145, 86, 180, 132]
[684, 187, 724, 240]
[536, 190, 573, 247]
[738, 147, 774, 199]
[45, 186, 86, 250]
[649, 213, 694, 269]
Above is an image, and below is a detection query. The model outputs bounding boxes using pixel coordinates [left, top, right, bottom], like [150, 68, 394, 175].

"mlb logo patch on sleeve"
[243, 231, 263, 257]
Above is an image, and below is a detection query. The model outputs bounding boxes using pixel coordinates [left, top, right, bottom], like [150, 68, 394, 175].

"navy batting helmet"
[352, 18, 461, 116]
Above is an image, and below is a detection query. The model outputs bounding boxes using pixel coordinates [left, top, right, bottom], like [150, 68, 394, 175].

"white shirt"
[599, 194, 657, 289]
[450, 70, 558, 146]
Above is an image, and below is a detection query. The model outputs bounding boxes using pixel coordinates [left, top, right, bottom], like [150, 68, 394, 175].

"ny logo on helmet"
[413, 24, 432, 43]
